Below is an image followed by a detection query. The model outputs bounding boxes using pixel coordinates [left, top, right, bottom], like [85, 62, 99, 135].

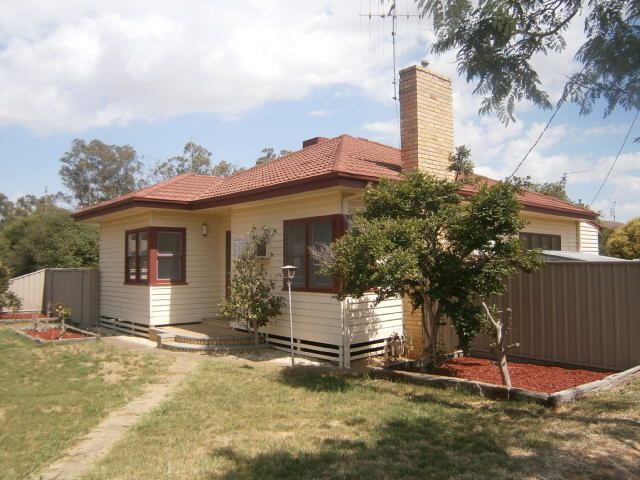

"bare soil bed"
[434, 356, 613, 393]
[24, 328, 86, 340]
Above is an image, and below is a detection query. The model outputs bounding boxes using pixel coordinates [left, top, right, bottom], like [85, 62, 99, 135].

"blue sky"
[1, 1, 638, 221]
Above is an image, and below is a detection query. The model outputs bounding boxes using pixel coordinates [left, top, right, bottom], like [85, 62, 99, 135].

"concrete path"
[32, 338, 202, 480]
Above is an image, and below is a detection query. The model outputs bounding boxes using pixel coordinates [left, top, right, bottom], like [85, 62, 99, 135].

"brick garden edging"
[13, 324, 99, 345]
[368, 363, 640, 407]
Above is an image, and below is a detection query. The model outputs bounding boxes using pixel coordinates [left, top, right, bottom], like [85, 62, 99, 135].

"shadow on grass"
[210, 407, 639, 480]
[218, 368, 640, 480]
[278, 366, 353, 392]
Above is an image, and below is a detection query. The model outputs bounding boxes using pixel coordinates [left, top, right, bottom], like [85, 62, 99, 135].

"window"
[283, 215, 345, 291]
[125, 228, 186, 285]
[520, 232, 561, 251]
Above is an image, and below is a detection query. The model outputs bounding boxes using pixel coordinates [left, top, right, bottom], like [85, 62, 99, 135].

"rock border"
[368, 363, 640, 406]
[13, 324, 99, 345]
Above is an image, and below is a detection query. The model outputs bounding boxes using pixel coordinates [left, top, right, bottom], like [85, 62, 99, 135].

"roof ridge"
[472, 174, 594, 215]
[344, 134, 397, 151]
[332, 135, 349, 172]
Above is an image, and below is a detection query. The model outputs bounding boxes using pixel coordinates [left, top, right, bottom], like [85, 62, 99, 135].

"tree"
[512, 176, 572, 202]
[0, 261, 21, 312]
[0, 192, 67, 228]
[418, 0, 640, 123]
[604, 217, 640, 258]
[59, 139, 143, 207]
[1, 208, 99, 276]
[218, 227, 285, 345]
[482, 303, 519, 387]
[255, 147, 292, 165]
[322, 152, 539, 367]
[150, 142, 242, 181]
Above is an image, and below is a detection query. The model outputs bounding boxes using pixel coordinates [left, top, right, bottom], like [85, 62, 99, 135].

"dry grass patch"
[85, 362, 639, 480]
[0, 328, 166, 480]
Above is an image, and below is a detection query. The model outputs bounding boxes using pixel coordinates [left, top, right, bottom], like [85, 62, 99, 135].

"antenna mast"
[361, 1, 421, 134]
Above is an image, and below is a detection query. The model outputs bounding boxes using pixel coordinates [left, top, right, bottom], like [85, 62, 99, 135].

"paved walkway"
[32, 337, 202, 480]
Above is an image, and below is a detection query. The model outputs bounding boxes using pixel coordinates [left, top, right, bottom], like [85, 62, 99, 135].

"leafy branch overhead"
[417, 0, 640, 122]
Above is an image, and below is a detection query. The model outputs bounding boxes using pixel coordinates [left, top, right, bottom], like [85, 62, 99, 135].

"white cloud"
[0, 0, 424, 131]
[307, 109, 331, 117]
[361, 119, 399, 144]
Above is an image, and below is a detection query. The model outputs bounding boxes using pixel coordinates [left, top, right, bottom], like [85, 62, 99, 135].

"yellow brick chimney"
[399, 65, 455, 180]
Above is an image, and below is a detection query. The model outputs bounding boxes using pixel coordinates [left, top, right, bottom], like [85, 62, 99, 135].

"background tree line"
[0, 140, 290, 280]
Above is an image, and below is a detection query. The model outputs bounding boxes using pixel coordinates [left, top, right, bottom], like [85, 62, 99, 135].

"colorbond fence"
[8, 268, 99, 328]
[438, 262, 640, 371]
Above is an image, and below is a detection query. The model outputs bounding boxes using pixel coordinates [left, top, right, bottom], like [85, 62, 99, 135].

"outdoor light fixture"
[201, 222, 208, 237]
[281, 265, 298, 367]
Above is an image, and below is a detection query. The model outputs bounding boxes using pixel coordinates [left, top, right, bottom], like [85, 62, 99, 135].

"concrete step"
[159, 341, 268, 353]
[173, 333, 262, 346]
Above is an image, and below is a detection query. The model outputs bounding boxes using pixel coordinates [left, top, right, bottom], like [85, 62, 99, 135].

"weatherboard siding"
[579, 221, 600, 254]
[148, 211, 228, 326]
[229, 190, 345, 345]
[521, 214, 579, 252]
[99, 213, 151, 324]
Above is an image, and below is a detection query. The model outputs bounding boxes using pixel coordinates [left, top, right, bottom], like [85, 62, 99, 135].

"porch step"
[159, 341, 269, 353]
[173, 333, 263, 347]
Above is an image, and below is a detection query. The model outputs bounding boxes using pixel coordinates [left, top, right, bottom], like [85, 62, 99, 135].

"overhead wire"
[589, 108, 640, 206]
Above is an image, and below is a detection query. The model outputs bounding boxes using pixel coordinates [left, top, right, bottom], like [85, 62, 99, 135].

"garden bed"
[0, 313, 51, 325]
[433, 356, 612, 393]
[13, 324, 98, 344]
[370, 356, 640, 406]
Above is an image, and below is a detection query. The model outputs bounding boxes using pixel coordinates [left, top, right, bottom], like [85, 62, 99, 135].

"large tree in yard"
[418, 0, 640, 123]
[59, 139, 144, 207]
[149, 141, 243, 182]
[604, 217, 640, 259]
[322, 151, 539, 367]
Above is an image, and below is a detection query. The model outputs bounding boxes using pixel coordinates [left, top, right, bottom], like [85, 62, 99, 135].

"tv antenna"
[610, 200, 617, 221]
[560, 169, 589, 186]
[361, 1, 421, 132]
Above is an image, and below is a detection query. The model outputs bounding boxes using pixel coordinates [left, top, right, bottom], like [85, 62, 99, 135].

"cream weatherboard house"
[73, 66, 599, 366]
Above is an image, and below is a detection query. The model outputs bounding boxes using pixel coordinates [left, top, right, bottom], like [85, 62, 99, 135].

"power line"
[508, 101, 563, 179]
[589, 108, 640, 206]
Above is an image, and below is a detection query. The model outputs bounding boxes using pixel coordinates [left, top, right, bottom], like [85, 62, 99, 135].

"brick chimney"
[302, 137, 329, 148]
[399, 65, 454, 180]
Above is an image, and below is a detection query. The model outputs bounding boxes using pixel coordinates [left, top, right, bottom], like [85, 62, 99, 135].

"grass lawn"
[0, 328, 166, 480]
[85, 360, 640, 480]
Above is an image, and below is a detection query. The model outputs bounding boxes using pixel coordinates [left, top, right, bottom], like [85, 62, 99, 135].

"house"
[73, 65, 598, 366]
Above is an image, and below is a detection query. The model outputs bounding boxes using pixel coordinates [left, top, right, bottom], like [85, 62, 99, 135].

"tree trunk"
[253, 319, 259, 345]
[421, 295, 441, 369]
[482, 302, 513, 388]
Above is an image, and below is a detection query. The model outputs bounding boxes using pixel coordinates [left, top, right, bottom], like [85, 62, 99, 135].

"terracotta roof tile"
[199, 135, 400, 198]
[459, 175, 595, 218]
[73, 135, 595, 220]
[73, 173, 223, 215]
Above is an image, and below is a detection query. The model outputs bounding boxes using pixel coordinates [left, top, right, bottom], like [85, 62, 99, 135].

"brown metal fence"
[9, 268, 100, 328]
[439, 262, 640, 371]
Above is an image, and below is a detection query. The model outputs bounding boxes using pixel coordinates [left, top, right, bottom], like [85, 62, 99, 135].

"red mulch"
[435, 356, 614, 393]
[24, 328, 85, 340]
[0, 312, 47, 319]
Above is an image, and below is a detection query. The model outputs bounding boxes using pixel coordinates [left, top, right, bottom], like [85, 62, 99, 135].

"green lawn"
[0, 328, 165, 480]
[85, 360, 640, 480]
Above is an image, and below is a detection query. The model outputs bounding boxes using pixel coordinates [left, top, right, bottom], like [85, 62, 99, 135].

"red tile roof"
[459, 175, 595, 219]
[73, 134, 596, 220]
[72, 173, 223, 216]
[198, 135, 401, 199]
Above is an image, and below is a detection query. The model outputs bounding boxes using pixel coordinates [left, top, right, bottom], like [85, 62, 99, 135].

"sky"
[0, 0, 638, 222]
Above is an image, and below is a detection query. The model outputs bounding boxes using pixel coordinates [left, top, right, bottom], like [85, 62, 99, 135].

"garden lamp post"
[281, 265, 298, 367]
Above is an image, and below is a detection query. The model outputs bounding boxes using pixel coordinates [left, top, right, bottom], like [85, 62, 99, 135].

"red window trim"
[282, 214, 346, 293]
[124, 227, 187, 286]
